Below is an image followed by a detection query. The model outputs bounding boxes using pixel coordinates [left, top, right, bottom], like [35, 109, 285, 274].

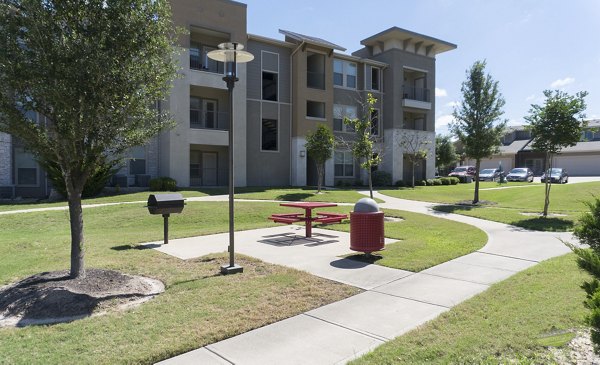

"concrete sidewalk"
[154, 191, 573, 365]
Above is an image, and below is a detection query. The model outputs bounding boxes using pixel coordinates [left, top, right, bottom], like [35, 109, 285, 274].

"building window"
[129, 146, 146, 175]
[370, 109, 379, 136]
[261, 119, 278, 151]
[333, 104, 357, 132]
[307, 101, 326, 119]
[307, 52, 325, 89]
[190, 42, 224, 74]
[371, 67, 380, 91]
[333, 59, 357, 88]
[334, 151, 354, 177]
[190, 97, 218, 129]
[14, 147, 38, 186]
[262, 72, 278, 101]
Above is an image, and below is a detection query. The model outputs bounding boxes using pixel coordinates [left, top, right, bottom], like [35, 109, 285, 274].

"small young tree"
[566, 197, 600, 352]
[525, 90, 587, 217]
[0, 1, 179, 278]
[305, 124, 335, 193]
[435, 134, 457, 175]
[343, 93, 381, 199]
[451, 60, 506, 204]
[397, 131, 432, 188]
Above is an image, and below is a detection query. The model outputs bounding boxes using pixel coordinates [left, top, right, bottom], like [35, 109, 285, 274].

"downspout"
[289, 41, 305, 186]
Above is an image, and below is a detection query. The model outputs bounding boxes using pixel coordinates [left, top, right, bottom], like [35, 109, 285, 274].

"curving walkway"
[156, 191, 575, 365]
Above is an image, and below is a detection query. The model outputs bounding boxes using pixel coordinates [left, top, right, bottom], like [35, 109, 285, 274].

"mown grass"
[322, 208, 487, 272]
[233, 186, 382, 203]
[380, 181, 600, 231]
[0, 201, 359, 364]
[351, 253, 590, 364]
[0, 199, 486, 364]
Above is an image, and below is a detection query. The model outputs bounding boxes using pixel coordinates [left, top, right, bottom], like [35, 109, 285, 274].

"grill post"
[162, 213, 170, 244]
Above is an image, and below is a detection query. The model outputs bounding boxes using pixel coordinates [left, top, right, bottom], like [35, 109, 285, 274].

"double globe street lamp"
[207, 42, 254, 275]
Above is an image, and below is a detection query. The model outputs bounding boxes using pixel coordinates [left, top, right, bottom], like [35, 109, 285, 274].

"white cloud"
[525, 94, 536, 102]
[436, 114, 454, 128]
[435, 88, 447, 97]
[445, 101, 459, 108]
[550, 77, 575, 88]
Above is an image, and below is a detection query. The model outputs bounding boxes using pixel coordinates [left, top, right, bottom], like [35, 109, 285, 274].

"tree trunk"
[411, 160, 415, 188]
[473, 159, 481, 204]
[316, 163, 323, 193]
[543, 153, 553, 217]
[67, 191, 85, 278]
[368, 168, 373, 199]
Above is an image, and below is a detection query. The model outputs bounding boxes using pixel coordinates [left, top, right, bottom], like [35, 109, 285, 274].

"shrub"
[149, 177, 178, 191]
[371, 170, 393, 187]
[426, 179, 434, 186]
[415, 179, 427, 186]
[395, 180, 405, 187]
[39, 158, 120, 199]
[440, 177, 451, 185]
[449, 177, 460, 185]
[568, 198, 600, 352]
[433, 179, 442, 186]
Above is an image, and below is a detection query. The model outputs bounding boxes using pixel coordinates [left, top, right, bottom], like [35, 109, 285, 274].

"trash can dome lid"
[354, 198, 379, 212]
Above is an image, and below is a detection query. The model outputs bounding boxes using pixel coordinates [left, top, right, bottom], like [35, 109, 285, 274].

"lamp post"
[207, 42, 253, 275]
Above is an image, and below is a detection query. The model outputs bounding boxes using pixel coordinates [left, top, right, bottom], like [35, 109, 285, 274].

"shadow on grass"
[433, 204, 573, 232]
[275, 193, 314, 201]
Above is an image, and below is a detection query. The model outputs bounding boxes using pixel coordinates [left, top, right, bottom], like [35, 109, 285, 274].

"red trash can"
[350, 198, 384, 254]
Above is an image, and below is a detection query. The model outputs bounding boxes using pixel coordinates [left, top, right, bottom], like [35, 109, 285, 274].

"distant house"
[466, 119, 600, 176]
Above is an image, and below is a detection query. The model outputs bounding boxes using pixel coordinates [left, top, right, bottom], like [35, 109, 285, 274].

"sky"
[242, 0, 600, 135]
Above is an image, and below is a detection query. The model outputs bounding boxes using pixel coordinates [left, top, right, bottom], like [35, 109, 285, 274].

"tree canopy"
[435, 134, 457, 174]
[0, 0, 180, 278]
[451, 60, 506, 203]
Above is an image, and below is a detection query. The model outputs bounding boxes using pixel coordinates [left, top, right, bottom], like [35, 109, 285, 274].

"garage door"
[477, 157, 513, 171]
[554, 155, 600, 176]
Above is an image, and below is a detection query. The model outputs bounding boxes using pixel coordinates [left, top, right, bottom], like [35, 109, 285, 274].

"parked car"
[449, 166, 476, 178]
[479, 168, 501, 182]
[541, 168, 569, 184]
[506, 167, 534, 182]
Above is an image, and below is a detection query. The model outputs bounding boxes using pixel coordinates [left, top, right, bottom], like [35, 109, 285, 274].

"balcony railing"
[307, 71, 325, 89]
[403, 86, 431, 102]
[190, 110, 229, 130]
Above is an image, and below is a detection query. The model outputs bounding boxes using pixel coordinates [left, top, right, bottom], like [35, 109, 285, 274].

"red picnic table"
[269, 202, 347, 238]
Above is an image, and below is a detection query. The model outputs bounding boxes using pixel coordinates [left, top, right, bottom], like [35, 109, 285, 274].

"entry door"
[202, 152, 218, 186]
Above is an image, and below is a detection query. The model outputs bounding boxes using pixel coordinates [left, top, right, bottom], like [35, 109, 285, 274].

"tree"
[0, 1, 180, 279]
[451, 60, 506, 204]
[435, 134, 457, 175]
[397, 131, 432, 188]
[305, 124, 335, 193]
[343, 93, 381, 199]
[525, 90, 587, 217]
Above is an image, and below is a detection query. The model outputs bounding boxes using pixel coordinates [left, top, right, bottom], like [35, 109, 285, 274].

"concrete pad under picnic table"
[306, 291, 448, 341]
[204, 314, 383, 365]
[373, 273, 489, 307]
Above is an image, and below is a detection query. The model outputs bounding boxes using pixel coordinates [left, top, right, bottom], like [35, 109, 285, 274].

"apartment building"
[0, 0, 456, 198]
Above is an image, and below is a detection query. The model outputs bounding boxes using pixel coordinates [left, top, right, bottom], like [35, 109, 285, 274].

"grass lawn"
[351, 253, 591, 364]
[0, 200, 484, 364]
[321, 208, 487, 272]
[0, 201, 359, 364]
[379, 181, 600, 231]
[0, 186, 374, 212]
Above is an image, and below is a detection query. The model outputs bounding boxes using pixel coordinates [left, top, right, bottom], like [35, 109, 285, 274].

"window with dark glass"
[306, 101, 326, 119]
[129, 146, 146, 175]
[371, 67, 380, 90]
[370, 109, 379, 136]
[261, 119, 278, 151]
[262, 72, 278, 101]
[334, 151, 354, 177]
[14, 147, 38, 185]
[333, 60, 356, 88]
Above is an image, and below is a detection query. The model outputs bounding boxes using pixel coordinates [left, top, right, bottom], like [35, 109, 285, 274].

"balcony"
[190, 110, 229, 130]
[402, 85, 432, 110]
